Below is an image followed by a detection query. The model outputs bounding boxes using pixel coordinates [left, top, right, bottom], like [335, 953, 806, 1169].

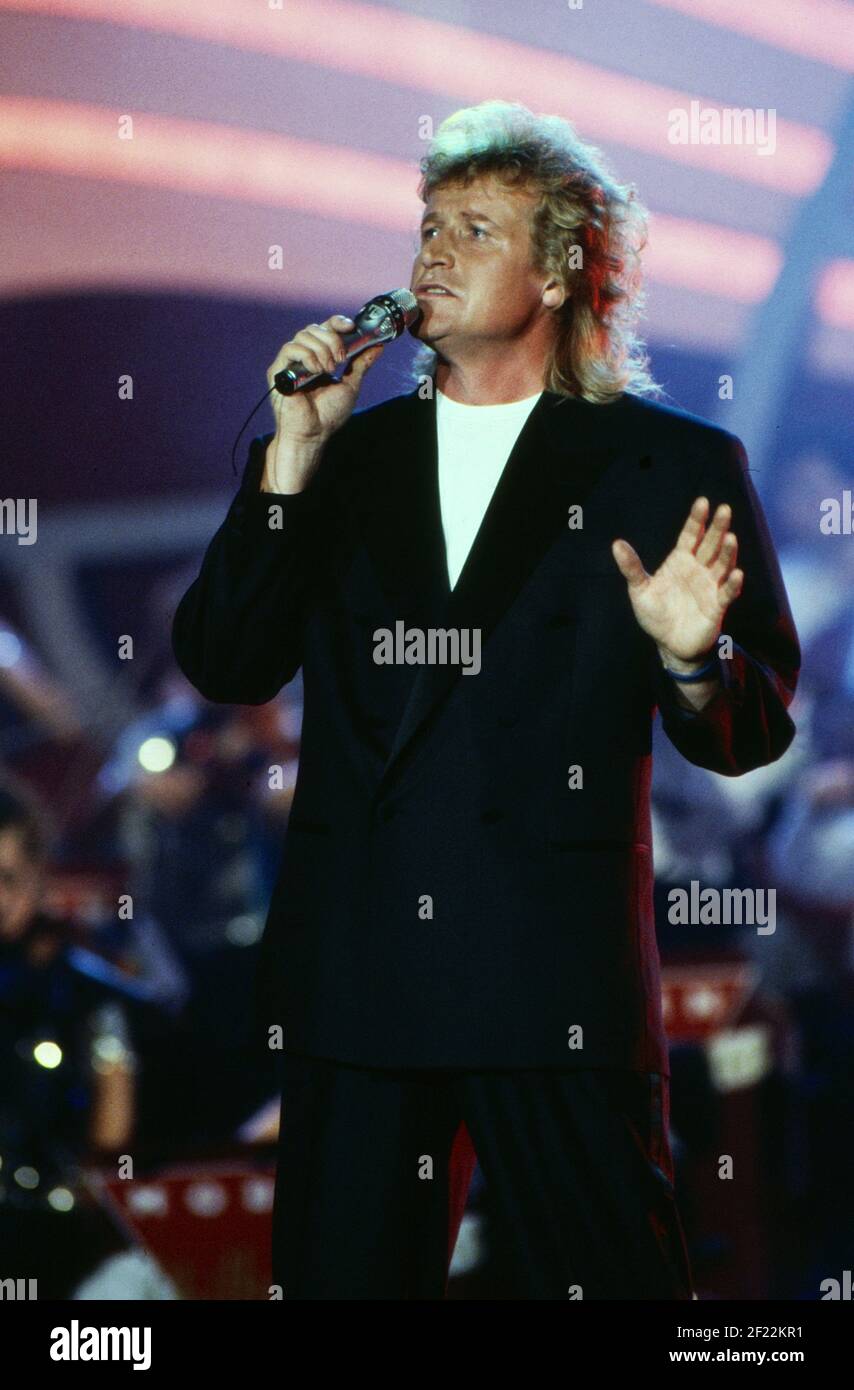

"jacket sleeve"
[171, 430, 336, 704]
[651, 431, 801, 776]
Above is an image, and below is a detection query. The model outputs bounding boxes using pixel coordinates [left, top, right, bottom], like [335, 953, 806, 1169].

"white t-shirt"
[436, 387, 543, 589]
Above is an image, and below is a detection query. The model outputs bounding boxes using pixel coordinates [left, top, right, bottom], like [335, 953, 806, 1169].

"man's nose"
[421, 236, 453, 266]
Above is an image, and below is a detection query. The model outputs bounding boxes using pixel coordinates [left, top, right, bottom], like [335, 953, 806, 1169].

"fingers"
[341, 342, 385, 381]
[709, 532, 738, 584]
[677, 496, 740, 589]
[268, 314, 355, 381]
[720, 567, 744, 607]
[611, 537, 648, 587]
[674, 496, 710, 554]
[292, 322, 347, 376]
[695, 501, 732, 566]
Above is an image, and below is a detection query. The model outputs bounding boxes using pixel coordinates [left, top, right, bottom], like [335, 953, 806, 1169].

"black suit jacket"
[171, 387, 800, 1073]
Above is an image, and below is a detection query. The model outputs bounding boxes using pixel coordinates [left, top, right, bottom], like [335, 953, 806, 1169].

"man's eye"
[421, 225, 488, 239]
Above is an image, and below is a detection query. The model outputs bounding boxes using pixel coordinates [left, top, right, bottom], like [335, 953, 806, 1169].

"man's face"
[0, 828, 43, 942]
[409, 173, 553, 352]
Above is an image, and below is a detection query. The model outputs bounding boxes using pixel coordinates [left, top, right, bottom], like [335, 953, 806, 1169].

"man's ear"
[542, 278, 567, 310]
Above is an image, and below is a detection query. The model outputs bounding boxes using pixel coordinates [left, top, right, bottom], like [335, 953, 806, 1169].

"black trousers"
[271, 1053, 695, 1300]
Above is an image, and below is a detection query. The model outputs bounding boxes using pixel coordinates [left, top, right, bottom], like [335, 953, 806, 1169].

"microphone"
[273, 288, 421, 395]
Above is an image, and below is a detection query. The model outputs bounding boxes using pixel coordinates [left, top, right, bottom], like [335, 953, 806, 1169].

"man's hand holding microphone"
[262, 314, 385, 495]
[260, 288, 421, 495]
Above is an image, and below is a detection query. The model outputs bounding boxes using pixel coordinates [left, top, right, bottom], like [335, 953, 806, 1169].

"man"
[171, 101, 800, 1299]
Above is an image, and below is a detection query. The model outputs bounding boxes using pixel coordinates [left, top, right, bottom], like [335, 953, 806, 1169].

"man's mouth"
[415, 285, 457, 297]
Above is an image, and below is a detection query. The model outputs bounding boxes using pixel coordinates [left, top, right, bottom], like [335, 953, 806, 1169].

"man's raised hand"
[611, 497, 744, 666]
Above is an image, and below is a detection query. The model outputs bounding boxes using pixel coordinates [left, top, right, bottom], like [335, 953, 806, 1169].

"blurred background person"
[0, 778, 137, 1297]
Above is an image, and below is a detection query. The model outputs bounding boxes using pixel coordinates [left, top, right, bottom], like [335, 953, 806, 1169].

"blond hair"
[411, 100, 660, 402]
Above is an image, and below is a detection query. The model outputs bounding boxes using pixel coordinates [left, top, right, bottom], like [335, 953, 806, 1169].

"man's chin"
[408, 324, 439, 346]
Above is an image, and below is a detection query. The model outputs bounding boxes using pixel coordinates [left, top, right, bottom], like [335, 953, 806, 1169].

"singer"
[171, 100, 800, 1300]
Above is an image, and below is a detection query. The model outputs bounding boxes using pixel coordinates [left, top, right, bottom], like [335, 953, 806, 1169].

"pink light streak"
[0, 96, 421, 227]
[644, 212, 783, 304]
[649, 0, 854, 74]
[2, 0, 832, 194]
[3, 94, 852, 330]
[816, 262, 854, 329]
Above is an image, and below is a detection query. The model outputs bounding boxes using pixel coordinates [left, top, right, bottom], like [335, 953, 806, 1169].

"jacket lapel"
[357, 386, 621, 796]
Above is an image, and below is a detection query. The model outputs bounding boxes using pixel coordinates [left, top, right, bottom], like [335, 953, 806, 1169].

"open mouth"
[416, 286, 457, 297]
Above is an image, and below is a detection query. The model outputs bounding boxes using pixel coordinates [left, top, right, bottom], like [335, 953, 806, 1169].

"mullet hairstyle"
[411, 100, 661, 402]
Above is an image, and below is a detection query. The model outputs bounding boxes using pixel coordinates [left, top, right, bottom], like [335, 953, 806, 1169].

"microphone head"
[387, 287, 420, 325]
